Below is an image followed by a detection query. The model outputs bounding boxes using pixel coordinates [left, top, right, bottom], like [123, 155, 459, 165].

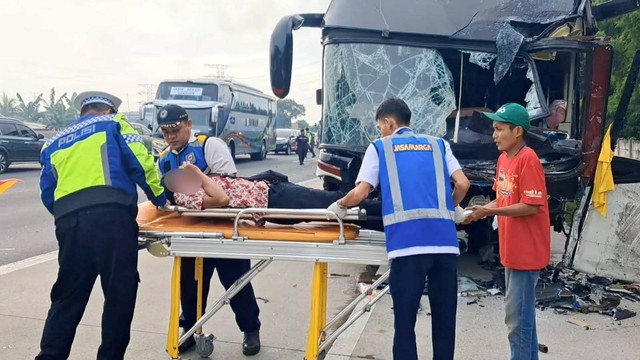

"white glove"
[328, 200, 348, 220]
[454, 205, 467, 224]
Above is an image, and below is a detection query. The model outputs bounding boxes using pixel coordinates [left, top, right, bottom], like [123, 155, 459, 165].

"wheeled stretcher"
[137, 201, 390, 359]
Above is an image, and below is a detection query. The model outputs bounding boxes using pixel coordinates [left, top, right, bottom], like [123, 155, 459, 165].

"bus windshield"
[156, 106, 212, 135]
[321, 43, 544, 148]
[156, 82, 219, 102]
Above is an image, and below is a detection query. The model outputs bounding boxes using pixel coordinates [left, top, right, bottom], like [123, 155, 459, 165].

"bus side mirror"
[316, 89, 322, 105]
[270, 13, 323, 99]
[270, 15, 303, 99]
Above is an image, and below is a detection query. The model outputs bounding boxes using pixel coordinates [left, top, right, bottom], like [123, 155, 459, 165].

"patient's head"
[164, 168, 202, 195]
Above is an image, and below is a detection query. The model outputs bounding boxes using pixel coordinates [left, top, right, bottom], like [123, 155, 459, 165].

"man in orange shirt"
[465, 103, 550, 360]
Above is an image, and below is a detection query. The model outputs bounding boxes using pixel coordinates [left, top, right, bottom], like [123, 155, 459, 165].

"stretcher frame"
[139, 206, 390, 360]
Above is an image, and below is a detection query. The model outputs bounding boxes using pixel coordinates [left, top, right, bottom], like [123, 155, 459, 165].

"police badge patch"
[186, 152, 195, 163]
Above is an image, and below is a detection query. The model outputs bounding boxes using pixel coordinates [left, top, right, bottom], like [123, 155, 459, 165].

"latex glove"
[454, 205, 467, 224]
[328, 200, 348, 220]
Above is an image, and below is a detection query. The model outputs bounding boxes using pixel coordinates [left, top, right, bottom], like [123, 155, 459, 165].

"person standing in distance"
[37, 91, 168, 360]
[327, 98, 470, 360]
[296, 128, 309, 165]
[305, 127, 316, 158]
[156, 104, 262, 355]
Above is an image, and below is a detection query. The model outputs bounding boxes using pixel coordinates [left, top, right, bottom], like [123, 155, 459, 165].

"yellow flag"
[0, 179, 21, 195]
[592, 124, 615, 217]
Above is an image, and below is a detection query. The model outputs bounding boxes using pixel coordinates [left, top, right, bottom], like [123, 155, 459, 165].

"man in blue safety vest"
[37, 91, 168, 359]
[156, 104, 262, 355]
[327, 98, 470, 360]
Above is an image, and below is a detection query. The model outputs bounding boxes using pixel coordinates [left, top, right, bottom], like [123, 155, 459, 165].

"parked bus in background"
[142, 79, 277, 161]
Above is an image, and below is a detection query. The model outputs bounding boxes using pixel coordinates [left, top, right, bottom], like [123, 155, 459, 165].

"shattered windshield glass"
[462, 51, 497, 70]
[525, 65, 544, 118]
[322, 44, 547, 148]
[322, 44, 456, 148]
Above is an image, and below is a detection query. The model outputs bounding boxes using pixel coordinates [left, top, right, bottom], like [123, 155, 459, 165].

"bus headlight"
[152, 138, 168, 155]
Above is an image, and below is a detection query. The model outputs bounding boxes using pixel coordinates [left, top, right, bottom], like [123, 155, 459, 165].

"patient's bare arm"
[182, 163, 230, 208]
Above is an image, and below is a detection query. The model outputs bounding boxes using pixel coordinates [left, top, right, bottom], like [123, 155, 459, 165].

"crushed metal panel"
[324, 0, 583, 40]
[572, 183, 640, 282]
[581, 45, 613, 179]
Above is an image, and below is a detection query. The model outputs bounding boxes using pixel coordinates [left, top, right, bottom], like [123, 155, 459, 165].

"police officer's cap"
[157, 104, 189, 129]
[74, 91, 122, 112]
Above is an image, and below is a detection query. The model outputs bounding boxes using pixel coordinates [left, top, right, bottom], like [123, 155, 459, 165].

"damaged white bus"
[269, 0, 640, 282]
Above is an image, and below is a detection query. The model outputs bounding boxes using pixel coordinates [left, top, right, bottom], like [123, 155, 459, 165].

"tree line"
[0, 89, 79, 130]
[597, 2, 640, 138]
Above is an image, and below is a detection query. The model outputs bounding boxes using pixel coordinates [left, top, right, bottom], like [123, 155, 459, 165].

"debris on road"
[538, 343, 549, 353]
[567, 317, 590, 330]
[255, 296, 269, 303]
[610, 308, 637, 321]
[329, 273, 350, 278]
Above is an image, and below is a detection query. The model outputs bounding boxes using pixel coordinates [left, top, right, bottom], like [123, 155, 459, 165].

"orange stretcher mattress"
[137, 201, 359, 242]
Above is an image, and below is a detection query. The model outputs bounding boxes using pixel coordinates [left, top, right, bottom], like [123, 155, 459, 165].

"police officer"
[305, 127, 316, 158]
[296, 129, 309, 165]
[156, 104, 261, 355]
[37, 91, 168, 360]
[328, 98, 470, 360]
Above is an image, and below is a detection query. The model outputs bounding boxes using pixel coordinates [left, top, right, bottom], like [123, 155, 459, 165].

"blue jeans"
[504, 268, 540, 360]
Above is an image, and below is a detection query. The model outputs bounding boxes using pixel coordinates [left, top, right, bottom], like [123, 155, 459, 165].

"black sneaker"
[178, 335, 196, 353]
[242, 331, 261, 356]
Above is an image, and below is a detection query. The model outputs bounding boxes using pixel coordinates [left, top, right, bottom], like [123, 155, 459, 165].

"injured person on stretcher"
[164, 162, 385, 231]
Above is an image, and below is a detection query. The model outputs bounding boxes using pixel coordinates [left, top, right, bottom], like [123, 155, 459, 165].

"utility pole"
[137, 83, 155, 103]
[204, 64, 230, 80]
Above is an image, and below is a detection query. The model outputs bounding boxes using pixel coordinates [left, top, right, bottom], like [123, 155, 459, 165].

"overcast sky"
[0, 0, 330, 123]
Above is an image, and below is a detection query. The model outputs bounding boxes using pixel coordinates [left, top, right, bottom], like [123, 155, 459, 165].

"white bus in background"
[143, 79, 277, 161]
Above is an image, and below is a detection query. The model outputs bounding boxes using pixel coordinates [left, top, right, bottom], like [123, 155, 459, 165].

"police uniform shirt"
[169, 133, 237, 176]
[356, 127, 461, 188]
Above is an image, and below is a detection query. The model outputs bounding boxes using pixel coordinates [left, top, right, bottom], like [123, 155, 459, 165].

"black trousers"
[180, 257, 261, 332]
[36, 205, 140, 360]
[389, 254, 458, 360]
[267, 181, 384, 231]
[297, 146, 308, 164]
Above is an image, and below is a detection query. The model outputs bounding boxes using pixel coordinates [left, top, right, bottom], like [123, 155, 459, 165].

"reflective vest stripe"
[379, 131, 453, 226]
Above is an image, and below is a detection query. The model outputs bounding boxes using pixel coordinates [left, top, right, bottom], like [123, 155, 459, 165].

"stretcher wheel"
[317, 349, 327, 360]
[195, 333, 215, 358]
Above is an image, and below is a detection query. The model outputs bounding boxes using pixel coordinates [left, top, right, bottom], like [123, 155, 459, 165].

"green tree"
[15, 92, 44, 122]
[276, 98, 306, 128]
[41, 88, 78, 129]
[595, 4, 640, 137]
[296, 119, 310, 130]
[0, 93, 17, 117]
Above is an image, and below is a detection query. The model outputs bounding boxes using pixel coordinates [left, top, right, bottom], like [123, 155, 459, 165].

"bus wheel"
[228, 142, 236, 161]
[251, 141, 267, 161]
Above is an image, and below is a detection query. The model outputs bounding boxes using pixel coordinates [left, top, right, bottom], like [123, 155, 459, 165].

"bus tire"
[251, 141, 267, 161]
[228, 141, 236, 161]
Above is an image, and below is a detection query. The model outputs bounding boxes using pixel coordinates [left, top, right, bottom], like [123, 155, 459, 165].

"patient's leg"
[266, 182, 383, 231]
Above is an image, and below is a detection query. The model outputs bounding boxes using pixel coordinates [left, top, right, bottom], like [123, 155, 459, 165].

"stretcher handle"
[161, 205, 365, 221]
[232, 208, 346, 242]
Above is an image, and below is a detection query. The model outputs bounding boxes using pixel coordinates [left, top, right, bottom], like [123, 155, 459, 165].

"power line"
[137, 83, 155, 102]
[204, 64, 230, 80]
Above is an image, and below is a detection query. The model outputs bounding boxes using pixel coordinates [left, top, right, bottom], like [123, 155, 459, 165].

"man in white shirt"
[328, 98, 470, 360]
[156, 104, 261, 356]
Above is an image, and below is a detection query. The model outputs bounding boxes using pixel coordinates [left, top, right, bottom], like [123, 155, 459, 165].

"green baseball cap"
[482, 103, 530, 131]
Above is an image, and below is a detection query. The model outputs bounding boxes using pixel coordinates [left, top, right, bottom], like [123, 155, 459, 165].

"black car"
[0, 118, 45, 173]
